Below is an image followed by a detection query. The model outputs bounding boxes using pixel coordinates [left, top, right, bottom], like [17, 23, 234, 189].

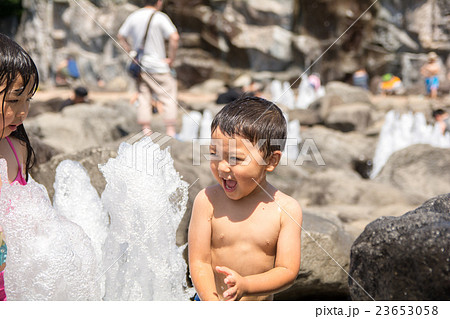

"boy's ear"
[265, 150, 282, 172]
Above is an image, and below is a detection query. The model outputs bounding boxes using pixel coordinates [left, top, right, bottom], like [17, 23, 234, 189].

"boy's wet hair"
[0, 33, 38, 181]
[211, 96, 287, 158]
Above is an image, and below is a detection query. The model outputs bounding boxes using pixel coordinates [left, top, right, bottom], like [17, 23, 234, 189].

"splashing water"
[296, 75, 325, 109]
[53, 160, 109, 296]
[1, 136, 193, 300]
[370, 111, 450, 178]
[0, 159, 100, 300]
[286, 119, 302, 160]
[199, 109, 213, 139]
[100, 137, 192, 300]
[178, 111, 202, 142]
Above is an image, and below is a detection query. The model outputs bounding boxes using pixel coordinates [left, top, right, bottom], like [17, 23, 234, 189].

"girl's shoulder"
[5, 136, 27, 165]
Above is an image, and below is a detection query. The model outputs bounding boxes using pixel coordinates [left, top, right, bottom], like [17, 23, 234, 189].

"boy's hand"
[216, 266, 248, 301]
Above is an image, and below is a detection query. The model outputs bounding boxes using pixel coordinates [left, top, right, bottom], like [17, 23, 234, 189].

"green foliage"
[0, 0, 23, 19]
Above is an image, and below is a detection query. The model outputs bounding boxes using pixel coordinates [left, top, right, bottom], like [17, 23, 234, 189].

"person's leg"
[430, 77, 439, 99]
[137, 78, 153, 135]
[144, 73, 178, 137]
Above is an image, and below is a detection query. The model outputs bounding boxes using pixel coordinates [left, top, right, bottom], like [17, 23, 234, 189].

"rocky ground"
[26, 82, 450, 300]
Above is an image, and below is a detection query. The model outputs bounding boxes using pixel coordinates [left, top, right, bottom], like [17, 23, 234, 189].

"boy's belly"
[211, 245, 276, 300]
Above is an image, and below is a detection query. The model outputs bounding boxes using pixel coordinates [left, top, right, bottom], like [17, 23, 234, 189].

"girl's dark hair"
[0, 33, 38, 181]
[211, 96, 287, 158]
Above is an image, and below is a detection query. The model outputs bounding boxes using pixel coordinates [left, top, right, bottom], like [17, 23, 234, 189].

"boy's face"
[209, 128, 280, 201]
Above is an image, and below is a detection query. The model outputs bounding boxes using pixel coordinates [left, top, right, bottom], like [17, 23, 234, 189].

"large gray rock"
[324, 102, 373, 132]
[26, 102, 139, 154]
[297, 126, 376, 173]
[349, 193, 450, 300]
[230, 24, 293, 71]
[375, 144, 450, 204]
[293, 169, 412, 207]
[275, 212, 354, 300]
[320, 82, 373, 120]
[232, 0, 294, 29]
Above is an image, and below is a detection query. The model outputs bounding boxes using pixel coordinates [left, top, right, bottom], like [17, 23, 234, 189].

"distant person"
[118, 0, 179, 137]
[421, 52, 440, 99]
[379, 73, 404, 95]
[432, 109, 450, 135]
[216, 85, 243, 104]
[189, 97, 302, 301]
[308, 73, 321, 91]
[59, 86, 89, 110]
[353, 68, 369, 90]
[55, 55, 80, 86]
[216, 81, 264, 104]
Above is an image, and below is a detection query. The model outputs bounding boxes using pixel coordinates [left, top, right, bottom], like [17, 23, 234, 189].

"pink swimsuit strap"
[5, 137, 27, 185]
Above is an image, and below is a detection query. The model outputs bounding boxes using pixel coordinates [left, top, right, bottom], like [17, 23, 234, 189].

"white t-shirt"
[118, 8, 177, 73]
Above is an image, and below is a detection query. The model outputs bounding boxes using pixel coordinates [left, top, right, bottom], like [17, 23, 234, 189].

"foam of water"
[0, 159, 100, 300]
[199, 109, 213, 139]
[371, 111, 450, 178]
[53, 160, 109, 296]
[100, 137, 192, 300]
[178, 111, 202, 142]
[270, 79, 283, 102]
[282, 81, 296, 109]
[296, 75, 318, 109]
[286, 119, 302, 160]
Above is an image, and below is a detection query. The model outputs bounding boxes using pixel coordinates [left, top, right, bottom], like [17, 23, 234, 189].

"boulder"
[232, 0, 294, 29]
[175, 48, 233, 89]
[349, 193, 450, 300]
[230, 24, 293, 71]
[288, 108, 322, 126]
[275, 212, 354, 300]
[293, 169, 412, 207]
[29, 135, 60, 166]
[404, 0, 450, 50]
[25, 102, 140, 154]
[320, 82, 373, 119]
[324, 102, 373, 132]
[375, 144, 450, 203]
[297, 126, 376, 173]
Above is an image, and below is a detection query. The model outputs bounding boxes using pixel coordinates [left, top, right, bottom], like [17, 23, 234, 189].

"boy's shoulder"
[194, 184, 224, 209]
[272, 190, 303, 221]
[197, 184, 228, 202]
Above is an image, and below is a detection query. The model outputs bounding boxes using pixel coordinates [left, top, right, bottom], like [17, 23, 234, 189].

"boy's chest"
[211, 205, 281, 252]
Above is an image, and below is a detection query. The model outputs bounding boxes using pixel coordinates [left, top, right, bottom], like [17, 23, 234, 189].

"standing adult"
[118, 0, 179, 137]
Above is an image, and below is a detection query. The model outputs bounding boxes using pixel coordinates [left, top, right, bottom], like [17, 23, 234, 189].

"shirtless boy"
[421, 52, 441, 99]
[188, 96, 302, 301]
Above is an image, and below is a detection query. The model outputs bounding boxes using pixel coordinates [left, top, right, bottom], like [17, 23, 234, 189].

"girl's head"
[0, 33, 38, 180]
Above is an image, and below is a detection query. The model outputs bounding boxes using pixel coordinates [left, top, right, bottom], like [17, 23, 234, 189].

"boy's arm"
[217, 199, 302, 301]
[188, 189, 220, 301]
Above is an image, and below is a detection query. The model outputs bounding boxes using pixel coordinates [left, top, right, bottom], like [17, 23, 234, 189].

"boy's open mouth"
[223, 179, 237, 192]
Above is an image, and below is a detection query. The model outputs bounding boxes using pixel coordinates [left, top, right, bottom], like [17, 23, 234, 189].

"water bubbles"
[0, 137, 193, 300]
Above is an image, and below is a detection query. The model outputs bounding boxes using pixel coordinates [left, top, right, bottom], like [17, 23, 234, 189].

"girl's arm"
[188, 189, 219, 301]
[217, 199, 302, 300]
